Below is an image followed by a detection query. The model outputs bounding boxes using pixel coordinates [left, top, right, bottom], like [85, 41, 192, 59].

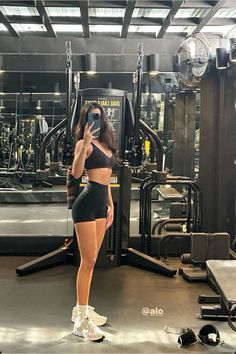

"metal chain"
[65, 41, 72, 69]
[136, 42, 144, 70]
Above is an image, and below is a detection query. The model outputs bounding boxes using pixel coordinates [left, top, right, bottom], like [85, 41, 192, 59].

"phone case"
[87, 113, 100, 137]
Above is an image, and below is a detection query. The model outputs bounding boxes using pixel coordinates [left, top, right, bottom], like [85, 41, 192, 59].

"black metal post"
[172, 91, 196, 178]
[199, 70, 219, 232]
[133, 43, 144, 166]
[65, 41, 72, 141]
[63, 41, 74, 166]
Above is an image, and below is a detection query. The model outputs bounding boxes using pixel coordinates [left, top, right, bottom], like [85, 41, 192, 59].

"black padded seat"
[207, 260, 236, 311]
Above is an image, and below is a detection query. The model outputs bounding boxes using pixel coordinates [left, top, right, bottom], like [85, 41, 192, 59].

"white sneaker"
[73, 316, 105, 342]
[71, 305, 107, 326]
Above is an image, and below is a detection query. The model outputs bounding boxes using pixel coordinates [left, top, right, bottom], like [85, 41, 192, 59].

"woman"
[71, 101, 116, 342]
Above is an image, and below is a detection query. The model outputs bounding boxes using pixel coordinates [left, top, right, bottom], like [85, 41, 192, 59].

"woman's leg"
[73, 221, 105, 341]
[95, 218, 107, 257]
[74, 221, 97, 305]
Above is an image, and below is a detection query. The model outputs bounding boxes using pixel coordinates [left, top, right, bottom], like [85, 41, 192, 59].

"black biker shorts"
[72, 180, 108, 223]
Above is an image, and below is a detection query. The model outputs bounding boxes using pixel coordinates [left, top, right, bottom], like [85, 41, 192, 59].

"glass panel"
[0, 74, 70, 236]
[12, 24, 47, 32]
[46, 7, 81, 17]
[0, 24, 7, 31]
[167, 26, 196, 33]
[89, 8, 125, 17]
[0, 6, 39, 16]
[214, 8, 236, 17]
[133, 8, 169, 18]
[175, 8, 210, 18]
[141, 92, 165, 131]
[201, 25, 235, 35]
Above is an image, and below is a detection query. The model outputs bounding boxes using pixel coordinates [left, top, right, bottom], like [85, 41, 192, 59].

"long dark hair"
[74, 101, 116, 154]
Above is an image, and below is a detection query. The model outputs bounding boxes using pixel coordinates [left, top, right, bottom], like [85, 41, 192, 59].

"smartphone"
[87, 112, 101, 138]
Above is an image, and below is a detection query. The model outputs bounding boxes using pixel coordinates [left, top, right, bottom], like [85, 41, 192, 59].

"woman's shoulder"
[75, 139, 90, 149]
[75, 139, 93, 155]
[74, 139, 84, 152]
[75, 138, 84, 145]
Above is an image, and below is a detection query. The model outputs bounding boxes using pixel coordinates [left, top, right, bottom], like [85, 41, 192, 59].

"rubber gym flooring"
[0, 203, 236, 353]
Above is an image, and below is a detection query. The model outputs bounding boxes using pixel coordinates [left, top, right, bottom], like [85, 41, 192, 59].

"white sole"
[71, 314, 107, 326]
[73, 328, 105, 342]
[71, 318, 107, 326]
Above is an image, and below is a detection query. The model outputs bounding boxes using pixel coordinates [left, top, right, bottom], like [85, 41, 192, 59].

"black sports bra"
[84, 142, 116, 170]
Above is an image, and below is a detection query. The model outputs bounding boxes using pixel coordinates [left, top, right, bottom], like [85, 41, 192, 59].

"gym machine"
[197, 260, 236, 329]
[70, 88, 132, 268]
[179, 232, 236, 282]
[122, 44, 190, 276]
[127, 169, 202, 277]
[16, 87, 132, 275]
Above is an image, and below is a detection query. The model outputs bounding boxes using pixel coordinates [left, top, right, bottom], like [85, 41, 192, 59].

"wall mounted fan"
[176, 34, 211, 89]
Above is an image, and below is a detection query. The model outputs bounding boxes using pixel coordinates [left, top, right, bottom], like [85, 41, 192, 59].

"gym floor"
[0, 203, 236, 353]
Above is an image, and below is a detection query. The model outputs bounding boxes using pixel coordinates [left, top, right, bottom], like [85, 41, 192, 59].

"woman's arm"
[71, 140, 88, 179]
[107, 183, 114, 210]
[106, 183, 114, 230]
[72, 122, 98, 178]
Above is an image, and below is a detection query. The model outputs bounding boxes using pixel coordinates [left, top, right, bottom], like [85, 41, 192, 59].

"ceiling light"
[0, 54, 4, 73]
[36, 100, 41, 110]
[149, 54, 160, 75]
[0, 99, 5, 109]
[85, 53, 96, 74]
[216, 48, 228, 69]
[54, 82, 60, 96]
[0, 82, 4, 94]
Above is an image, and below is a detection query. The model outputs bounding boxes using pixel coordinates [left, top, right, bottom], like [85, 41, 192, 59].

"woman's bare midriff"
[86, 168, 112, 185]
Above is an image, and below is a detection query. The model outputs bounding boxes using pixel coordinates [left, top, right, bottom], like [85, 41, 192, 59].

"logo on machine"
[142, 307, 164, 316]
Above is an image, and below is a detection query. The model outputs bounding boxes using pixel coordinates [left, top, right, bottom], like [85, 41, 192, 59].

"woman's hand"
[106, 205, 114, 230]
[83, 122, 100, 148]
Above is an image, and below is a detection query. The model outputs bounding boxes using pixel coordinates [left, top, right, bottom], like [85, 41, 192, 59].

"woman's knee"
[80, 255, 97, 270]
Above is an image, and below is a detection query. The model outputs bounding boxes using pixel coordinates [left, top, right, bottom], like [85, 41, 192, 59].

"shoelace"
[87, 319, 98, 330]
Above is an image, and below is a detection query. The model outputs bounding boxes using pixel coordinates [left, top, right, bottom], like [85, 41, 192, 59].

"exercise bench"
[197, 260, 236, 331]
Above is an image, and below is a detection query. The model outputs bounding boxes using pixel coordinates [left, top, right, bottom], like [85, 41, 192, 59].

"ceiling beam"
[89, 1, 127, 8]
[0, 10, 20, 37]
[157, 0, 184, 38]
[206, 1, 219, 6]
[89, 16, 122, 26]
[7, 15, 236, 27]
[192, 0, 228, 34]
[131, 17, 199, 26]
[135, 1, 172, 8]
[131, 17, 164, 26]
[8, 15, 42, 24]
[179, 0, 217, 7]
[121, 0, 136, 38]
[6, 15, 122, 26]
[50, 16, 121, 26]
[36, 0, 57, 37]
[44, 0, 76, 5]
[79, 0, 90, 38]
[0, 1, 35, 5]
